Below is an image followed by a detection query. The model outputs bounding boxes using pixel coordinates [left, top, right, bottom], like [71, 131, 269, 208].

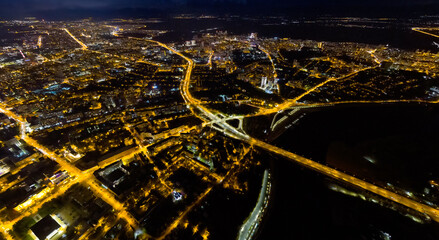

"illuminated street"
[0, 106, 139, 236]
[170, 35, 439, 223]
[0, 8, 438, 240]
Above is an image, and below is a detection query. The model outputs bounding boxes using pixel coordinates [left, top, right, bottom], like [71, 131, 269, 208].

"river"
[257, 103, 439, 239]
[147, 17, 439, 52]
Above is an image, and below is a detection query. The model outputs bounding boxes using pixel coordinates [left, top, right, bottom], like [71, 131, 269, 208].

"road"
[0, 104, 139, 237]
[167, 40, 439, 223]
[255, 66, 377, 116]
[63, 28, 88, 50]
[258, 46, 277, 78]
[156, 187, 214, 240]
[248, 138, 439, 222]
[238, 169, 270, 240]
[412, 27, 439, 39]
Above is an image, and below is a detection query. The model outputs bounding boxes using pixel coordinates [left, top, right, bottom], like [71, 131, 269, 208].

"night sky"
[0, 0, 436, 9]
[0, 0, 437, 18]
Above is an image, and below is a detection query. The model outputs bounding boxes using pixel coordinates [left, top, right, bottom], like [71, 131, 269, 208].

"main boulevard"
[162, 39, 439, 224]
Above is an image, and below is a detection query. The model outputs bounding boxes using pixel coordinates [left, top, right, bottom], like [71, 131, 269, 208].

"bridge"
[171, 43, 439, 224]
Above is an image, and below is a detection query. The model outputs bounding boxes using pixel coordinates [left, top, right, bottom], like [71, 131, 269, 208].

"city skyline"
[0, 0, 438, 19]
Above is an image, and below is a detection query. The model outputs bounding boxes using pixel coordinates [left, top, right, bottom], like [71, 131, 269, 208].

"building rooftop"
[30, 215, 61, 240]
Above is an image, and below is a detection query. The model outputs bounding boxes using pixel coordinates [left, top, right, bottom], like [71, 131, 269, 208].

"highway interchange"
[168, 39, 439, 224]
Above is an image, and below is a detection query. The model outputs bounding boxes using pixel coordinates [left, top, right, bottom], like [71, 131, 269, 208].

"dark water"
[149, 18, 439, 52]
[257, 157, 439, 240]
[257, 104, 439, 240]
[272, 104, 439, 194]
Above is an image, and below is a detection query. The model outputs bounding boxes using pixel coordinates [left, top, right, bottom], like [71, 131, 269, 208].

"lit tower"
[261, 77, 268, 89]
[37, 35, 42, 48]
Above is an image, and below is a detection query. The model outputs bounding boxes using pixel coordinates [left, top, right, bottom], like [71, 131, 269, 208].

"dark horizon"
[0, 0, 438, 20]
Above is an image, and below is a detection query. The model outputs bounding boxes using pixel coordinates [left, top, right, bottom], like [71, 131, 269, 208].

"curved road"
[167, 42, 439, 223]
